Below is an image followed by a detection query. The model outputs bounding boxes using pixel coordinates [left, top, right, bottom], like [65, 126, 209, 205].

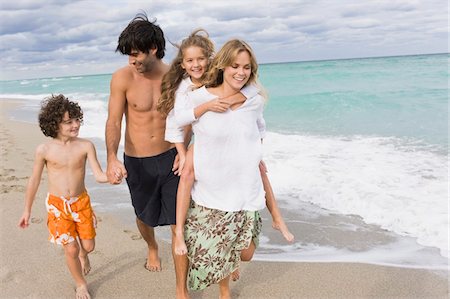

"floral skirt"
[184, 200, 262, 290]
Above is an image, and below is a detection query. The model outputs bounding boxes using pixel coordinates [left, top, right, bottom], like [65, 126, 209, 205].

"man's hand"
[106, 158, 127, 184]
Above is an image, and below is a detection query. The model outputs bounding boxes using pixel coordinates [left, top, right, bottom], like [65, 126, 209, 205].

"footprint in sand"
[0, 169, 14, 176]
[0, 184, 22, 193]
[123, 229, 142, 240]
[31, 217, 43, 224]
[9, 185, 25, 193]
[2, 175, 19, 182]
[1, 267, 24, 284]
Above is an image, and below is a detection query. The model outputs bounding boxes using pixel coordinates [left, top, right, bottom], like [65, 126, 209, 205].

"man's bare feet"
[144, 249, 162, 272]
[272, 220, 294, 243]
[79, 255, 91, 275]
[231, 268, 240, 281]
[75, 284, 91, 299]
[174, 234, 188, 255]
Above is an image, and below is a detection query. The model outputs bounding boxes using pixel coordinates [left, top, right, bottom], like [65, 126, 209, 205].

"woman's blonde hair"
[157, 29, 215, 116]
[203, 39, 261, 91]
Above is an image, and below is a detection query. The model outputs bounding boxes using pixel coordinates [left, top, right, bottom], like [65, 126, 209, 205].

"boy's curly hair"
[38, 94, 83, 138]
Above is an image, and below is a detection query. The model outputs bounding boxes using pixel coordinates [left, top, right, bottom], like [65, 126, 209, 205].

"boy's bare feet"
[272, 220, 294, 243]
[75, 284, 91, 299]
[144, 249, 162, 272]
[174, 234, 188, 255]
[79, 255, 91, 275]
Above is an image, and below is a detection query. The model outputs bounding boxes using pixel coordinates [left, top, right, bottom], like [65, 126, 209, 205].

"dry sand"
[1, 99, 448, 299]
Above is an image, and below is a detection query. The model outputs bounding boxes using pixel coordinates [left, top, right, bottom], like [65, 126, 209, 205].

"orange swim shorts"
[45, 191, 96, 245]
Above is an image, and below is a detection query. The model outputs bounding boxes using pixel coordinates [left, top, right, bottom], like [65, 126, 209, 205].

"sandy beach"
[1, 99, 448, 299]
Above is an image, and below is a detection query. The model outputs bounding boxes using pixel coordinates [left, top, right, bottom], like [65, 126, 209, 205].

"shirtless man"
[105, 13, 189, 298]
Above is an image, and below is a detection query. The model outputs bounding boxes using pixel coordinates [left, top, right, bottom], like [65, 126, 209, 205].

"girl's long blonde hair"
[157, 29, 215, 116]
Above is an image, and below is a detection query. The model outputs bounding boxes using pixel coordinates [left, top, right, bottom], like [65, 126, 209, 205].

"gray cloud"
[0, 0, 447, 80]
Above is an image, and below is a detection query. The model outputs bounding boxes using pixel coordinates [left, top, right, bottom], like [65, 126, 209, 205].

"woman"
[181, 39, 267, 298]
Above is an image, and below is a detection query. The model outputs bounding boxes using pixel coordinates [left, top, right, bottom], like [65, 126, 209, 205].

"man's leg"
[136, 218, 161, 271]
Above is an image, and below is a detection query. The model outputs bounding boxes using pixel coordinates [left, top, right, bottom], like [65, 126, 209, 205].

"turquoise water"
[0, 53, 448, 266]
[259, 54, 448, 150]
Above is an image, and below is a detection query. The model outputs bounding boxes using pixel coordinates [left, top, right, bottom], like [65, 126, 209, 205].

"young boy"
[18, 94, 108, 299]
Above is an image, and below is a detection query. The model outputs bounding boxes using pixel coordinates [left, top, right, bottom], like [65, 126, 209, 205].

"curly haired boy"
[18, 94, 108, 299]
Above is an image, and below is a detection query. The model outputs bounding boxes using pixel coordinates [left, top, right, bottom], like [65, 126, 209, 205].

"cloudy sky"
[0, 0, 447, 80]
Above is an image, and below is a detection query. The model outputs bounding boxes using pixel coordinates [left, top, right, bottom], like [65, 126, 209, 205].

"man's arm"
[105, 71, 127, 184]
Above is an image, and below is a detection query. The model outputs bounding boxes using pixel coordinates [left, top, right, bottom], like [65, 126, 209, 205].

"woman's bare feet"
[272, 219, 294, 243]
[79, 255, 91, 275]
[75, 284, 91, 299]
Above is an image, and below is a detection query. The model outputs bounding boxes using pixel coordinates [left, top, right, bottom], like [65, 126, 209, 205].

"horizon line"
[2, 52, 448, 82]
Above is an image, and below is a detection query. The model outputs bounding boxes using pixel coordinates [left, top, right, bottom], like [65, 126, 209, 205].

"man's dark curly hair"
[38, 94, 83, 138]
[116, 12, 166, 59]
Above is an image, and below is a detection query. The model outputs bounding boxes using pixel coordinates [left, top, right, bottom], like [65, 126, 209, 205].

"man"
[105, 13, 189, 299]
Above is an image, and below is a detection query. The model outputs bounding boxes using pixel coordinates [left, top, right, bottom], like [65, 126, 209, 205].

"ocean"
[1, 53, 448, 270]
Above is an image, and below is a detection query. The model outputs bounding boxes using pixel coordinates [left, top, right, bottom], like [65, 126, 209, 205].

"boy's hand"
[93, 212, 98, 228]
[18, 211, 30, 228]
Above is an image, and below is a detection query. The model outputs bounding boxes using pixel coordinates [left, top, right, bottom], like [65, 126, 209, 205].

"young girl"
[157, 30, 294, 281]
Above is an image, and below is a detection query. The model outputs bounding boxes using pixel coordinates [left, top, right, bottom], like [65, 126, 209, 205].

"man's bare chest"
[126, 86, 161, 112]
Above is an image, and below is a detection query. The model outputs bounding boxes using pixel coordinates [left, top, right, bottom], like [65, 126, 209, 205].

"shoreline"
[1, 99, 448, 298]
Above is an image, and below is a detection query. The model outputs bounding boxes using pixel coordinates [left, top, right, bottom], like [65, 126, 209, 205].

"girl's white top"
[186, 86, 266, 212]
[165, 78, 265, 143]
[164, 78, 194, 143]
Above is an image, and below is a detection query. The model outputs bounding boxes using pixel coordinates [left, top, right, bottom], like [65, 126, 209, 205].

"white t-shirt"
[187, 86, 266, 212]
[164, 78, 265, 143]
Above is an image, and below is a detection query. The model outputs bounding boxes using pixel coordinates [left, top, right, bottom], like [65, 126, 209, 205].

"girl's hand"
[207, 98, 230, 113]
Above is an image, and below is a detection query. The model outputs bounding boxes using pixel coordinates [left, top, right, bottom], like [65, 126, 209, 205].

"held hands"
[106, 159, 127, 184]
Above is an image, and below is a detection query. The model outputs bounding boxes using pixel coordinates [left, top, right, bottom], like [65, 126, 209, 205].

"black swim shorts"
[124, 148, 179, 227]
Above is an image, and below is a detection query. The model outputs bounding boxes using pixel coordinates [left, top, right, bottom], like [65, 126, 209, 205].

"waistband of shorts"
[46, 190, 88, 202]
[124, 147, 177, 160]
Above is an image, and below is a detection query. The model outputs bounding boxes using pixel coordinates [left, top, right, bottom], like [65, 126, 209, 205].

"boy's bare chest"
[45, 147, 86, 170]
